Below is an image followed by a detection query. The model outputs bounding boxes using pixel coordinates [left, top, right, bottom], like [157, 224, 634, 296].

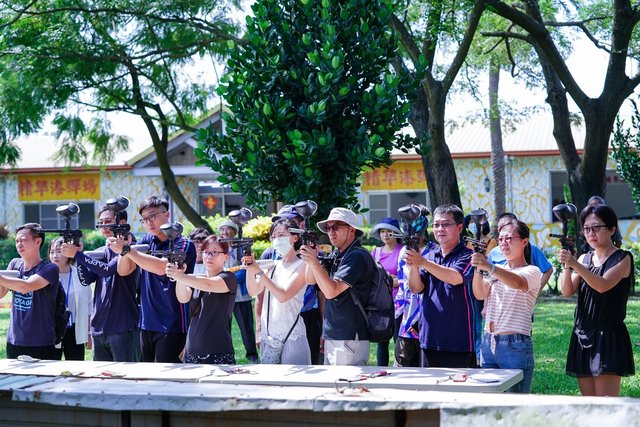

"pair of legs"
[233, 300, 258, 362]
[578, 375, 621, 396]
[93, 330, 141, 362]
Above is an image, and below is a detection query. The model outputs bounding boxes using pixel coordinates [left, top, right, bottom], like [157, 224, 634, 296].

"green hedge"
[0, 230, 106, 269]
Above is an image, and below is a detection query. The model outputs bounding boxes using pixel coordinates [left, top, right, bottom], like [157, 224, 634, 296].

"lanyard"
[64, 271, 73, 326]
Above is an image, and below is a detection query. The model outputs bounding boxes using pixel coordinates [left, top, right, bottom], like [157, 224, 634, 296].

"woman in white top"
[470, 220, 542, 393]
[244, 218, 311, 364]
[48, 237, 92, 360]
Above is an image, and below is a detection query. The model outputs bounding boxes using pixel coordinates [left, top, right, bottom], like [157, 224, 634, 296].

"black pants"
[233, 300, 258, 361]
[54, 324, 85, 361]
[7, 342, 56, 360]
[421, 349, 477, 368]
[140, 330, 186, 363]
[301, 307, 323, 365]
[394, 336, 421, 367]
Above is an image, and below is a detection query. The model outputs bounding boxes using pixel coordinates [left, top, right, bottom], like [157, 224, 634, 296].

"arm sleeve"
[75, 249, 119, 278]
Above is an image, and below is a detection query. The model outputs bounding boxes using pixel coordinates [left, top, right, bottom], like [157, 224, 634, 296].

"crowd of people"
[0, 195, 635, 396]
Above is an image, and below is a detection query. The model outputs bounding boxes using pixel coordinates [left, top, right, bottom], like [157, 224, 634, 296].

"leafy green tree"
[612, 101, 640, 211]
[0, 0, 242, 230]
[197, 0, 415, 218]
[485, 0, 640, 212]
[390, 0, 488, 209]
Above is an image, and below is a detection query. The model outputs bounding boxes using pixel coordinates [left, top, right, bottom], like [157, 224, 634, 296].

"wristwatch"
[254, 272, 264, 281]
[120, 244, 131, 256]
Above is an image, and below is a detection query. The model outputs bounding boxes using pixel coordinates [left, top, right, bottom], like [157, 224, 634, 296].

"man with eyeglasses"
[300, 207, 374, 366]
[110, 196, 196, 363]
[406, 204, 478, 368]
[61, 203, 141, 362]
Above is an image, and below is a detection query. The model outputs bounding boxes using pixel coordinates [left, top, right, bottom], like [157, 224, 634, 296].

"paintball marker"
[463, 209, 490, 255]
[288, 200, 319, 250]
[95, 196, 131, 240]
[44, 203, 83, 246]
[151, 222, 187, 269]
[391, 203, 430, 252]
[219, 208, 254, 259]
[0, 270, 20, 278]
[549, 203, 577, 254]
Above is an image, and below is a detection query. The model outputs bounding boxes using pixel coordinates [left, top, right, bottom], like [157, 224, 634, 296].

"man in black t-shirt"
[300, 207, 373, 366]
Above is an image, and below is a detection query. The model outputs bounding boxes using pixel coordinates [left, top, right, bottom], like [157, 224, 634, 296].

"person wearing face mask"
[244, 219, 311, 364]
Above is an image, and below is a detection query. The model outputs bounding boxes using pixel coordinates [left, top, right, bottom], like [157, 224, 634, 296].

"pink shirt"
[372, 245, 403, 299]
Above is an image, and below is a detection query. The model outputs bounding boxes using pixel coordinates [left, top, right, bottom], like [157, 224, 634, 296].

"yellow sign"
[18, 173, 101, 202]
[361, 160, 427, 191]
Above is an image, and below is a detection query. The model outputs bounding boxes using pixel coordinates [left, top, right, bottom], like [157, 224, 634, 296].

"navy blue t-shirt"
[137, 233, 196, 333]
[75, 246, 139, 335]
[323, 241, 374, 341]
[418, 242, 478, 353]
[6, 259, 59, 346]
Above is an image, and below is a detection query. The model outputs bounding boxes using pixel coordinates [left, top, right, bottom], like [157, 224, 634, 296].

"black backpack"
[14, 259, 69, 345]
[348, 248, 395, 343]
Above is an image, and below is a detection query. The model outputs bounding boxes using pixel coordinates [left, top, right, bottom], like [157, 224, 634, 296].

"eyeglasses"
[203, 250, 224, 258]
[432, 222, 456, 229]
[325, 223, 348, 233]
[139, 211, 167, 224]
[498, 235, 521, 244]
[192, 236, 208, 243]
[582, 224, 608, 235]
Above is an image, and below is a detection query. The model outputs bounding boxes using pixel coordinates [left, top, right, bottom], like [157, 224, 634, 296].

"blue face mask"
[272, 236, 293, 257]
[468, 222, 478, 236]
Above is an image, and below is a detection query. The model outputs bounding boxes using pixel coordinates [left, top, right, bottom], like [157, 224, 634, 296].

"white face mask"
[272, 236, 293, 257]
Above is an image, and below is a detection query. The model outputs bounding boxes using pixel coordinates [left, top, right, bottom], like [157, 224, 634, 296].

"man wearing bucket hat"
[299, 207, 374, 366]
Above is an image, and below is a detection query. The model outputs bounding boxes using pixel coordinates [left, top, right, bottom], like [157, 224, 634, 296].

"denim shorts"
[481, 332, 534, 393]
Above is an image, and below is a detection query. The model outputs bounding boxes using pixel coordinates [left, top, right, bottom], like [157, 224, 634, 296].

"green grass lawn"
[1, 298, 639, 396]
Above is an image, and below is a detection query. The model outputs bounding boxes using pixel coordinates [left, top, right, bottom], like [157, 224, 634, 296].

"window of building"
[367, 191, 429, 225]
[199, 184, 250, 217]
[23, 202, 95, 229]
[549, 170, 636, 220]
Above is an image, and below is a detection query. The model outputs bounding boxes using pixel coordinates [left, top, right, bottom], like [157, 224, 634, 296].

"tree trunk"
[488, 61, 506, 219]
[422, 82, 462, 209]
[153, 136, 212, 232]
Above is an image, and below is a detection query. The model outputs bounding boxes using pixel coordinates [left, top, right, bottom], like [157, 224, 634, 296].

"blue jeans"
[93, 331, 141, 362]
[481, 332, 534, 393]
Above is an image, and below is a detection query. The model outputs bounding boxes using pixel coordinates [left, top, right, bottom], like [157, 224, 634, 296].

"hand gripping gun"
[95, 196, 131, 240]
[151, 222, 187, 268]
[463, 209, 490, 255]
[44, 203, 83, 246]
[391, 204, 430, 252]
[549, 203, 577, 254]
[288, 200, 319, 249]
[219, 208, 254, 259]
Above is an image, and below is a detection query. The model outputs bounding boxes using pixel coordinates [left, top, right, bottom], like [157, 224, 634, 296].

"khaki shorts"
[324, 339, 370, 366]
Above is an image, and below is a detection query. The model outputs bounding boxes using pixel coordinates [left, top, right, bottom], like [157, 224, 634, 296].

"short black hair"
[16, 223, 45, 249]
[189, 227, 211, 240]
[138, 196, 169, 215]
[98, 204, 129, 222]
[434, 204, 464, 225]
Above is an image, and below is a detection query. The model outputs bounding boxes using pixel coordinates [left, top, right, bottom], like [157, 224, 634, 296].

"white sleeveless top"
[260, 259, 307, 343]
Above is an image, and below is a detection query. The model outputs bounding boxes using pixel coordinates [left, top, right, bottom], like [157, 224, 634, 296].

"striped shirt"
[485, 265, 542, 335]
